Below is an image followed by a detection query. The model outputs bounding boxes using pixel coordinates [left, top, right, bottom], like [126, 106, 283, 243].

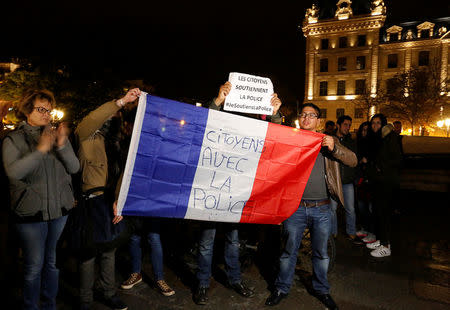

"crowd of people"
[1, 84, 403, 310]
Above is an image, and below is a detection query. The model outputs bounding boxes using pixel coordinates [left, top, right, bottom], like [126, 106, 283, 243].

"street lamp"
[437, 118, 450, 137]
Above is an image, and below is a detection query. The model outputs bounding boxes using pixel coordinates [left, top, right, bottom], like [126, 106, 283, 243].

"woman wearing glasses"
[2, 90, 79, 310]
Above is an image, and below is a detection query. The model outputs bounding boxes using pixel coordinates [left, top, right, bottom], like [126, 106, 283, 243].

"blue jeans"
[330, 183, 356, 236]
[197, 223, 241, 287]
[275, 201, 331, 294]
[129, 218, 164, 280]
[15, 215, 68, 310]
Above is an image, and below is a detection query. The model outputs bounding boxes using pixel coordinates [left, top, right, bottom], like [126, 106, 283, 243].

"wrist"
[214, 97, 223, 106]
[36, 145, 48, 154]
[116, 98, 126, 108]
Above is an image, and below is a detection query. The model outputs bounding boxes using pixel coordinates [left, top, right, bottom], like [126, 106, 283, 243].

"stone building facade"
[302, 0, 449, 130]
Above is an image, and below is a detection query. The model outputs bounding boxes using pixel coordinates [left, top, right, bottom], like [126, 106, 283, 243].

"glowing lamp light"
[345, 95, 356, 100]
[294, 119, 300, 129]
[370, 94, 377, 98]
[307, 96, 313, 100]
[50, 109, 64, 121]
[196, 102, 202, 107]
[445, 119, 450, 127]
[338, 15, 349, 20]
[326, 96, 337, 101]
[437, 120, 444, 128]
[180, 120, 186, 126]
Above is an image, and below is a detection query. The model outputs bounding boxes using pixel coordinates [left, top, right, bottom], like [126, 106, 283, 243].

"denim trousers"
[330, 183, 356, 236]
[129, 218, 164, 280]
[197, 223, 241, 287]
[275, 201, 331, 294]
[15, 215, 68, 310]
[79, 248, 116, 303]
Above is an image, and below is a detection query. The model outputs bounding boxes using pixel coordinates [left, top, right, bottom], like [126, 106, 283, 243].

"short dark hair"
[16, 89, 56, 121]
[393, 120, 401, 125]
[325, 120, 335, 127]
[299, 102, 321, 118]
[337, 115, 352, 125]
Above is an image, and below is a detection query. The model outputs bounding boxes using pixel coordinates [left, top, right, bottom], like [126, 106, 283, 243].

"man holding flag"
[265, 103, 357, 310]
[193, 81, 282, 305]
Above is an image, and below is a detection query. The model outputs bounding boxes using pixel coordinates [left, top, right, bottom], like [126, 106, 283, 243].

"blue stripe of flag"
[122, 95, 209, 218]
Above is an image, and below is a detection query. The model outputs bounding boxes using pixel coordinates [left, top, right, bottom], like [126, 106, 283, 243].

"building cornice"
[302, 15, 386, 37]
[379, 38, 443, 49]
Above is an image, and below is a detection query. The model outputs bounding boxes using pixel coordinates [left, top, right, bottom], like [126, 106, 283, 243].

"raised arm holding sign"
[213, 81, 282, 118]
[223, 72, 280, 116]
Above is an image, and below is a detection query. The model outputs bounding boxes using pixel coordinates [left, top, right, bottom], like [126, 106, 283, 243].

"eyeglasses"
[299, 113, 318, 119]
[34, 107, 52, 115]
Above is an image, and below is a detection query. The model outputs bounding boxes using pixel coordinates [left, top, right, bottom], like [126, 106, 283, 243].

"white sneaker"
[356, 230, 368, 238]
[362, 233, 376, 243]
[370, 245, 391, 257]
[366, 240, 380, 249]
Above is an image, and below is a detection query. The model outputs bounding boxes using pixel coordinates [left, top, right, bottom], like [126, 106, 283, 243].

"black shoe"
[193, 287, 209, 305]
[265, 290, 288, 306]
[229, 282, 254, 298]
[103, 294, 128, 310]
[347, 235, 364, 245]
[314, 293, 338, 310]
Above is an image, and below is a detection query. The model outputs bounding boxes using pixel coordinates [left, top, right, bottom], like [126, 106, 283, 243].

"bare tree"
[383, 60, 448, 135]
[352, 80, 386, 121]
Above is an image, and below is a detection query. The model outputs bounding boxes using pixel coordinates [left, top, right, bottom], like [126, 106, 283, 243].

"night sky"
[2, 0, 447, 106]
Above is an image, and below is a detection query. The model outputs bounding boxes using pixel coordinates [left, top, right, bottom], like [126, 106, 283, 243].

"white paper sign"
[224, 72, 274, 115]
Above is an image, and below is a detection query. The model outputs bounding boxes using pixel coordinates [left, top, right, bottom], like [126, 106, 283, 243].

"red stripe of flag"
[240, 123, 323, 224]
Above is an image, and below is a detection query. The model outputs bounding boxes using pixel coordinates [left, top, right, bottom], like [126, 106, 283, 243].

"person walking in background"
[75, 88, 141, 310]
[365, 114, 402, 257]
[329, 115, 359, 244]
[2, 90, 79, 310]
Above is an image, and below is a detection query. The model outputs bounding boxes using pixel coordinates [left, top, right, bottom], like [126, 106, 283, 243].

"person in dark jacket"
[193, 81, 282, 305]
[355, 121, 374, 240]
[329, 115, 358, 243]
[365, 114, 402, 257]
[2, 89, 79, 310]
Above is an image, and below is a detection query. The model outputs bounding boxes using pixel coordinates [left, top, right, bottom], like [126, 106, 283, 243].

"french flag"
[117, 93, 323, 224]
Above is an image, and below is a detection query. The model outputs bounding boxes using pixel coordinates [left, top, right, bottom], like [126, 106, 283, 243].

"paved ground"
[2, 190, 449, 310]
